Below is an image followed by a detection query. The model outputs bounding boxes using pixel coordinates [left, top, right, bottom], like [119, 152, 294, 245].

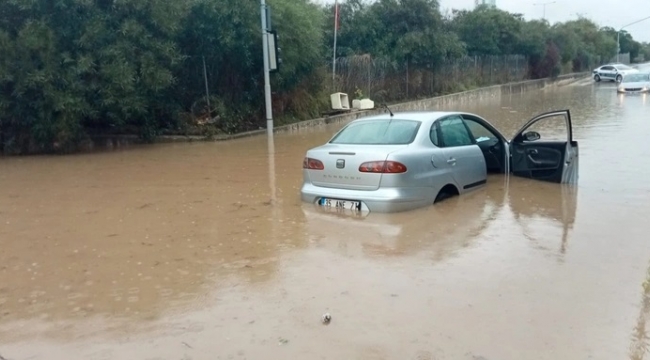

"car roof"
[350, 111, 464, 123]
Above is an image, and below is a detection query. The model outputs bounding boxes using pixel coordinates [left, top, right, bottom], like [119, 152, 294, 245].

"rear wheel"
[594, 74, 601, 82]
[616, 75, 622, 83]
[434, 184, 459, 203]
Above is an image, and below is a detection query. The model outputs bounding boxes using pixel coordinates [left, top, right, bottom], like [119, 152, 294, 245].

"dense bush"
[0, 0, 645, 154]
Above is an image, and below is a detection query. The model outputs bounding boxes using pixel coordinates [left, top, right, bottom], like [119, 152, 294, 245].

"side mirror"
[523, 131, 541, 142]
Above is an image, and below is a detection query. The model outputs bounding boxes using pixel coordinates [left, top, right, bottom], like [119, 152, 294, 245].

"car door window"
[429, 123, 440, 146]
[438, 116, 474, 147]
[601, 66, 613, 71]
[514, 112, 569, 143]
[462, 118, 498, 143]
[509, 110, 577, 184]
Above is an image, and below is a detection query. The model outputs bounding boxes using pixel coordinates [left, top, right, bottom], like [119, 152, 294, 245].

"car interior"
[461, 116, 508, 174]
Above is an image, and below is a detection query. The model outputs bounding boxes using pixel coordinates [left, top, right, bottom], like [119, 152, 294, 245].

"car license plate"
[318, 197, 361, 211]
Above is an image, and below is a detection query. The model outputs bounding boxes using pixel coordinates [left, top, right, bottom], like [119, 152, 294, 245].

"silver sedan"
[300, 110, 579, 213]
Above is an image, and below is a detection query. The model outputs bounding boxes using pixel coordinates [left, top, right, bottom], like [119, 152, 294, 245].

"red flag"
[334, 0, 340, 32]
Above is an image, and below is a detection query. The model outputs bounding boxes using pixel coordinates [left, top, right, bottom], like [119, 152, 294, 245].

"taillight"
[359, 161, 407, 173]
[303, 157, 324, 170]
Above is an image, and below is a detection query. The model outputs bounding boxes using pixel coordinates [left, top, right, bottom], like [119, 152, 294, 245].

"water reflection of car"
[300, 110, 579, 213]
[507, 179, 577, 256]
[593, 64, 639, 83]
[617, 73, 650, 94]
[302, 176, 578, 260]
[300, 186, 503, 259]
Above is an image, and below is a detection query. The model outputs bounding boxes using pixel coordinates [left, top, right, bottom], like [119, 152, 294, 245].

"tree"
[175, 0, 262, 132]
[0, 0, 188, 153]
[0, 0, 647, 154]
[450, 7, 523, 56]
[601, 27, 641, 60]
[640, 43, 650, 61]
[323, 0, 464, 66]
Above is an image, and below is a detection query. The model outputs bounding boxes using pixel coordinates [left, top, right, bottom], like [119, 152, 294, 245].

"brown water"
[1, 73, 650, 360]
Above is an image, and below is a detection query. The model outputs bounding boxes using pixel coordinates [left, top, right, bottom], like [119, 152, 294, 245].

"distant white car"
[617, 73, 650, 94]
[593, 64, 639, 83]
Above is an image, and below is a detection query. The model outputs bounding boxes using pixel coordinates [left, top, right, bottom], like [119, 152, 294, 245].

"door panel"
[462, 116, 509, 174]
[436, 116, 487, 190]
[509, 110, 578, 184]
[510, 141, 566, 181]
[599, 66, 615, 80]
[442, 147, 486, 190]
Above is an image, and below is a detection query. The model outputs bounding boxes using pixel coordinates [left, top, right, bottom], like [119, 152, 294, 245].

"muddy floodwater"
[1, 71, 650, 359]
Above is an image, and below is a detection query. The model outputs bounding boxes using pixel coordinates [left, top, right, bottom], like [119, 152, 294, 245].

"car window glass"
[463, 118, 497, 143]
[438, 116, 474, 147]
[602, 66, 613, 71]
[517, 113, 568, 142]
[329, 119, 420, 145]
[429, 123, 440, 146]
[623, 74, 647, 82]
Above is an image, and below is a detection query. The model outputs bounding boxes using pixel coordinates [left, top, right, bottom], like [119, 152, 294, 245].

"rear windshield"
[329, 119, 421, 145]
[616, 65, 634, 71]
[623, 73, 650, 82]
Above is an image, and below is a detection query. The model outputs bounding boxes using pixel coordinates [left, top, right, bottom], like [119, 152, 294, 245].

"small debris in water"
[322, 313, 331, 324]
[278, 337, 289, 345]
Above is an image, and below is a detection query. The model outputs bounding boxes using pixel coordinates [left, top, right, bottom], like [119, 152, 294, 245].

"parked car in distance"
[300, 110, 579, 213]
[617, 73, 650, 94]
[593, 64, 639, 83]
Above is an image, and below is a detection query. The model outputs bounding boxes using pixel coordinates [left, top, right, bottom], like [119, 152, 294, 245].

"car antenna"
[382, 103, 394, 117]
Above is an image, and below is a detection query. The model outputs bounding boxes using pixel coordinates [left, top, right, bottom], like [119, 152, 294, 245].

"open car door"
[509, 110, 579, 184]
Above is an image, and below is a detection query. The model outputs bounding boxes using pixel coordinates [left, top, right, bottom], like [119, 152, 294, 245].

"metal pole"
[202, 56, 211, 112]
[533, 1, 556, 21]
[260, 0, 273, 136]
[617, 31, 620, 63]
[617, 16, 650, 64]
[332, 0, 339, 91]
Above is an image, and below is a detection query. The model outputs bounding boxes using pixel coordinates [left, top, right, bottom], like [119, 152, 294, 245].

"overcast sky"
[317, 0, 650, 43]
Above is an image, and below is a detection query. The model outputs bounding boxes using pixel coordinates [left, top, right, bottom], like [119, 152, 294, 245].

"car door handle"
[527, 154, 543, 165]
[447, 158, 457, 165]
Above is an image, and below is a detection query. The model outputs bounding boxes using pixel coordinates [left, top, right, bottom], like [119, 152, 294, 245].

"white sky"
[317, 0, 650, 43]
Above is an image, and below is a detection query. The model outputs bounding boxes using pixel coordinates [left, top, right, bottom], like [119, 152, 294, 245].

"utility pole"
[617, 15, 650, 63]
[332, 0, 339, 91]
[260, 0, 273, 136]
[533, 1, 556, 20]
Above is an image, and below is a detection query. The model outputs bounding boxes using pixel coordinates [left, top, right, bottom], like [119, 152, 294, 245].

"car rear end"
[300, 118, 431, 213]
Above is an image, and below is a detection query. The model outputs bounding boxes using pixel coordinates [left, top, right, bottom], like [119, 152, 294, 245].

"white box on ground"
[330, 93, 350, 110]
[359, 99, 374, 110]
[352, 98, 374, 110]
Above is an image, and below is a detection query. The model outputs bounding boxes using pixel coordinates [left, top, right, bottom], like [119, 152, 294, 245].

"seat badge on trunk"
[336, 159, 345, 169]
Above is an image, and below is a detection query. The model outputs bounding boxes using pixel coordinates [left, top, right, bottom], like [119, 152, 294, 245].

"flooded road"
[1, 69, 650, 359]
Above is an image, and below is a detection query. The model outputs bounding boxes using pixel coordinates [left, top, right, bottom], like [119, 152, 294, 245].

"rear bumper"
[300, 183, 432, 213]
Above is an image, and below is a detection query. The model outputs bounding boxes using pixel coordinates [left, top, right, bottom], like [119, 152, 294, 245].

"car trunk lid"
[305, 144, 407, 191]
